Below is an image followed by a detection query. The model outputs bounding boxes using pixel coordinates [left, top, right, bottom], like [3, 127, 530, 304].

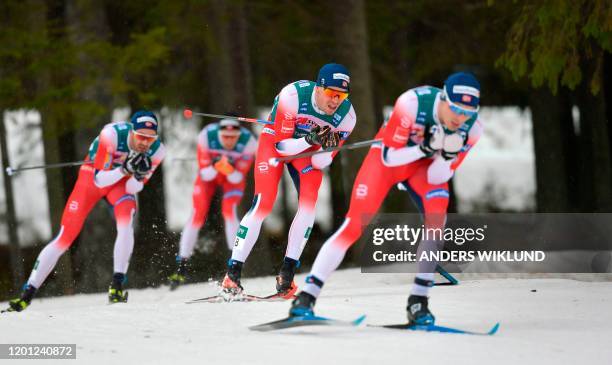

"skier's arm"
[380, 91, 426, 167]
[227, 134, 257, 184]
[93, 127, 126, 188]
[427, 120, 483, 184]
[194, 128, 217, 181]
[311, 105, 356, 169]
[271, 84, 313, 156]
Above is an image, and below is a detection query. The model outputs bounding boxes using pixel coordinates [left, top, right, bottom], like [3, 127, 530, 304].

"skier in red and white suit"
[290, 72, 484, 325]
[169, 119, 256, 289]
[222, 63, 357, 297]
[6, 110, 165, 312]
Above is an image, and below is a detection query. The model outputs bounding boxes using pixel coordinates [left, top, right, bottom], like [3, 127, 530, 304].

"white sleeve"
[381, 145, 426, 167]
[125, 176, 144, 194]
[227, 170, 244, 184]
[200, 166, 218, 181]
[94, 167, 126, 188]
[275, 137, 312, 156]
[427, 155, 454, 184]
[243, 134, 258, 157]
[311, 149, 333, 169]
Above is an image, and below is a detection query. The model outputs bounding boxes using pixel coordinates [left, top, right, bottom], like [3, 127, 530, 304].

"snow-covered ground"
[2, 268, 611, 365]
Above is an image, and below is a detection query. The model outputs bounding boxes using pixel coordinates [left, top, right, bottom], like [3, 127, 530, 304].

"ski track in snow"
[2, 269, 611, 365]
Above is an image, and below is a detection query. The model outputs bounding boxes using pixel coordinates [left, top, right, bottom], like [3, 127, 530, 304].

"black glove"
[133, 154, 152, 181]
[122, 152, 144, 175]
[305, 125, 331, 146]
[419, 123, 444, 156]
[322, 131, 341, 149]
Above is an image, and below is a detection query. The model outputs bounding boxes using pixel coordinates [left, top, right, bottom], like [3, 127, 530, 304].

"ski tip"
[352, 314, 367, 326]
[488, 322, 501, 335]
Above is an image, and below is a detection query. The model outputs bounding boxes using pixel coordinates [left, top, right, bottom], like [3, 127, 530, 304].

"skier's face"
[220, 127, 240, 150]
[130, 129, 158, 153]
[439, 100, 475, 131]
[314, 86, 348, 115]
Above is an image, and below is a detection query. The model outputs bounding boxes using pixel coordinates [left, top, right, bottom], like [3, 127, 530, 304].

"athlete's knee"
[246, 193, 274, 219]
[50, 226, 75, 251]
[114, 195, 137, 225]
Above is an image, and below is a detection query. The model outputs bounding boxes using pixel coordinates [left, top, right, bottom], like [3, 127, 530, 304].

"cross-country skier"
[169, 119, 257, 290]
[290, 72, 483, 325]
[5, 110, 166, 312]
[221, 63, 357, 298]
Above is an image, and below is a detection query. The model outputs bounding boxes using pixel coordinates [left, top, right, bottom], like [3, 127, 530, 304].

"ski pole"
[5, 160, 92, 177]
[268, 138, 381, 165]
[183, 109, 273, 125]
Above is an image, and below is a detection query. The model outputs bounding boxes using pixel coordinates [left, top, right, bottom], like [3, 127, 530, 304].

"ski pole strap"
[5, 160, 92, 176]
[272, 138, 381, 163]
[414, 277, 435, 287]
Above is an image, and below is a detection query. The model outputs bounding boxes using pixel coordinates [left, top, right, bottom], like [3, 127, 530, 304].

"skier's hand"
[133, 154, 152, 181]
[322, 131, 341, 149]
[122, 152, 146, 176]
[441, 131, 467, 160]
[305, 125, 332, 146]
[214, 155, 235, 176]
[419, 123, 445, 156]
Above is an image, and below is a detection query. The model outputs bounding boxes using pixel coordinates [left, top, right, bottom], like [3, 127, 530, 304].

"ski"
[369, 322, 500, 336]
[186, 292, 296, 304]
[249, 314, 367, 332]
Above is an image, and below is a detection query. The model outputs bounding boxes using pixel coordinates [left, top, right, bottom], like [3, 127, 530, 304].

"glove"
[122, 152, 146, 176]
[322, 131, 341, 149]
[213, 155, 235, 176]
[305, 125, 331, 146]
[419, 123, 445, 156]
[226, 170, 243, 184]
[133, 154, 152, 181]
[441, 132, 467, 160]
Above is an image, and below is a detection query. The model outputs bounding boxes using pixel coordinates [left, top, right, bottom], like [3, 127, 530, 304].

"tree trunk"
[0, 110, 25, 291]
[528, 87, 574, 212]
[331, 0, 379, 219]
[574, 49, 612, 212]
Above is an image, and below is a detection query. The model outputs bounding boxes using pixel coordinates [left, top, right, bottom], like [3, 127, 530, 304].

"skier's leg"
[285, 159, 323, 260]
[178, 178, 216, 259]
[276, 159, 323, 295]
[404, 164, 450, 324]
[27, 168, 103, 289]
[220, 180, 245, 251]
[224, 140, 283, 291]
[300, 148, 395, 300]
[230, 142, 283, 263]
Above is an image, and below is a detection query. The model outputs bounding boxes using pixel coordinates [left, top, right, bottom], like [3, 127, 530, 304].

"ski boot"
[168, 257, 188, 291]
[108, 273, 128, 304]
[407, 295, 435, 325]
[289, 291, 316, 317]
[3, 284, 37, 313]
[275, 257, 299, 299]
[220, 259, 244, 298]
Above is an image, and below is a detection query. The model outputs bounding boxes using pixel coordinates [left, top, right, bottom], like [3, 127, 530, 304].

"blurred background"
[0, 0, 610, 300]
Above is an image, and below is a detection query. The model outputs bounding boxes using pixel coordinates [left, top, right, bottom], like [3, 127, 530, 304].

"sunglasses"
[443, 89, 479, 117]
[132, 130, 158, 142]
[322, 87, 349, 102]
